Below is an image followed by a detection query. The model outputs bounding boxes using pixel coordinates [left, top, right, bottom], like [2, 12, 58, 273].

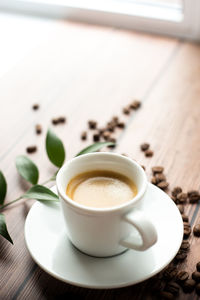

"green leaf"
[22, 185, 59, 202]
[76, 142, 116, 156]
[0, 171, 7, 205]
[46, 129, 65, 167]
[0, 213, 13, 244]
[16, 155, 39, 185]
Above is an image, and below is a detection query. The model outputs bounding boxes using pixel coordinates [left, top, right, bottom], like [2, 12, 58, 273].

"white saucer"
[24, 184, 183, 289]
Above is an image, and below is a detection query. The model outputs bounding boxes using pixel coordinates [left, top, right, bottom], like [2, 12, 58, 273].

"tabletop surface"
[0, 11, 200, 300]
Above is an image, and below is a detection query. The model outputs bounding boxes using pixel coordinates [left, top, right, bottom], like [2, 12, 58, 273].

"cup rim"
[56, 152, 147, 214]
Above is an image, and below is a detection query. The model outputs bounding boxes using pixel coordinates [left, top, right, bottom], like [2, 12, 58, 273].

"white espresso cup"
[56, 152, 157, 257]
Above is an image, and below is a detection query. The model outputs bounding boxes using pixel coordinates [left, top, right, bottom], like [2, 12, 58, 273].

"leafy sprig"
[0, 129, 115, 244]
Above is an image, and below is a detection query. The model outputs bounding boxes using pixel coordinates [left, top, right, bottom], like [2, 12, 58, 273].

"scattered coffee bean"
[26, 146, 37, 154]
[150, 278, 163, 294]
[35, 124, 42, 134]
[123, 107, 130, 115]
[140, 143, 150, 151]
[188, 190, 200, 197]
[107, 138, 116, 148]
[141, 165, 146, 171]
[171, 195, 177, 203]
[130, 100, 141, 110]
[102, 131, 111, 141]
[145, 149, 154, 157]
[93, 133, 100, 142]
[180, 241, 190, 251]
[182, 214, 189, 222]
[81, 131, 87, 141]
[196, 262, 200, 272]
[159, 291, 174, 299]
[117, 121, 125, 129]
[152, 166, 164, 174]
[165, 282, 179, 296]
[175, 250, 187, 261]
[177, 192, 187, 203]
[196, 283, 200, 295]
[177, 204, 184, 214]
[193, 224, 200, 237]
[155, 173, 166, 183]
[32, 103, 39, 110]
[163, 266, 178, 281]
[184, 227, 191, 239]
[172, 186, 182, 197]
[57, 116, 66, 123]
[189, 194, 200, 204]
[151, 177, 157, 185]
[192, 271, 200, 283]
[112, 116, 119, 124]
[176, 271, 189, 283]
[157, 181, 169, 190]
[52, 118, 59, 125]
[182, 279, 196, 293]
[88, 120, 97, 130]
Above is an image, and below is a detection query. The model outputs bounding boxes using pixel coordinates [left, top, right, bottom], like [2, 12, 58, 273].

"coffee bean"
[145, 149, 154, 157]
[130, 100, 141, 110]
[182, 214, 189, 222]
[106, 122, 115, 132]
[117, 121, 125, 129]
[123, 107, 130, 115]
[159, 291, 174, 299]
[184, 228, 191, 239]
[26, 146, 37, 154]
[165, 282, 179, 296]
[172, 186, 182, 197]
[196, 283, 200, 295]
[151, 177, 157, 185]
[52, 118, 59, 125]
[32, 103, 39, 110]
[176, 271, 189, 282]
[163, 266, 178, 281]
[150, 278, 163, 294]
[192, 271, 200, 283]
[189, 194, 200, 203]
[81, 131, 87, 140]
[171, 196, 177, 203]
[182, 279, 196, 293]
[157, 181, 169, 190]
[155, 173, 166, 183]
[102, 131, 111, 141]
[88, 120, 97, 130]
[57, 116, 66, 123]
[196, 262, 200, 272]
[141, 165, 146, 171]
[177, 192, 187, 203]
[177, 205, 184, 214]
[93, 133, 100, 142]
[175, 250, 187, 261]
[140, 143, 150, 151]
[180, 240, 190, 251]
[107, 138, 116, 148]
[112, 116, 119, 124]
[35, 124, 42, 134]
[152, 166, 164, 174]
[193, 224, 200, 237]
[188, 190, 200, 197]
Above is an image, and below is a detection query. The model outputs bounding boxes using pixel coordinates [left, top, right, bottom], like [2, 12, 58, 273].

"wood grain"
[0, 13, 200, 300]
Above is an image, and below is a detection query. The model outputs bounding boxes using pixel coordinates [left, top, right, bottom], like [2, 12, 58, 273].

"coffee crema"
[66, 170, 137, 208]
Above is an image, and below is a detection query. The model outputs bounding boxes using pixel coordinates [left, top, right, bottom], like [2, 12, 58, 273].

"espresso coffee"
[66, 170, 137, 208]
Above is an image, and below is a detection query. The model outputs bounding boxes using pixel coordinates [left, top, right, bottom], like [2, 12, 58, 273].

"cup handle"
[119, 210, 157, 251]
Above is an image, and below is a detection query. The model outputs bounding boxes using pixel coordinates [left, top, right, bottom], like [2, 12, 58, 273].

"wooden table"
[1, 12, 200, 300]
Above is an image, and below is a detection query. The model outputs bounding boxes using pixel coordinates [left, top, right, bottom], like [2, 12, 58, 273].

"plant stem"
[0, 196, 23, 210]
[0, 175, 57, 211]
